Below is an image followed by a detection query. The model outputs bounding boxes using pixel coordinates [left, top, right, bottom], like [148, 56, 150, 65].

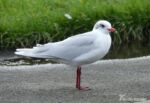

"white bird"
[15, 20, 116, 90]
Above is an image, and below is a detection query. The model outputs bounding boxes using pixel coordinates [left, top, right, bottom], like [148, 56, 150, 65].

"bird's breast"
[94, 34, 111, 58]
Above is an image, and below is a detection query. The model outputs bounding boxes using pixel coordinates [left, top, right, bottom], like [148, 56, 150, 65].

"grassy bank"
[0, 0, 150, 49]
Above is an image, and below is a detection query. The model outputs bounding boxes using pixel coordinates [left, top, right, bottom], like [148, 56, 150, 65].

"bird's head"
[93, 20, 116, 34]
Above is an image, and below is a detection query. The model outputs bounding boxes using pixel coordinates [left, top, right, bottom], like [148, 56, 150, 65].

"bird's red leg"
[76, 66, 90, 91]
[76, 66, 81, 88]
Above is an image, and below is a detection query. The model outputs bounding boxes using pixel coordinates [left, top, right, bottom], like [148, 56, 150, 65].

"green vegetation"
[0, 0, 150, 50]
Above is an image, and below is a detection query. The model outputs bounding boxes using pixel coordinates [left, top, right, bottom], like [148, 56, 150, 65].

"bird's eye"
[100, 24, 105, 28]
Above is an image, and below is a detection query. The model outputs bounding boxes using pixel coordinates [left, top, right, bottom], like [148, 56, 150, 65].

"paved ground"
[0, 56, 150, 103]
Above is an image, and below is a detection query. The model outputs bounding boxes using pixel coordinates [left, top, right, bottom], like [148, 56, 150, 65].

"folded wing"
[15, 31, 97, 62]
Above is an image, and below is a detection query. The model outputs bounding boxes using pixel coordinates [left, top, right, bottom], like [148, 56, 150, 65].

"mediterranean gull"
[15, 20, 116, 90]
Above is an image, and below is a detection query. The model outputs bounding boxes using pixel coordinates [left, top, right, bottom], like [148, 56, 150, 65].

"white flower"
[64, 13, 72, 20]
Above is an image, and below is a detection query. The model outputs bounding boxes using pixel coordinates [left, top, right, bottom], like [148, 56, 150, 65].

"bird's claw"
[77, 86, 91, 91]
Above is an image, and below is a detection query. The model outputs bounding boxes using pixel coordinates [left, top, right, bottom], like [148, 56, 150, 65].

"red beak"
[108, 27, 116, 32]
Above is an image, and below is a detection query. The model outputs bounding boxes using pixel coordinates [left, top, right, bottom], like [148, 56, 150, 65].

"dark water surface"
[105, 42, 150, 59]
[0, 42, 150, 65]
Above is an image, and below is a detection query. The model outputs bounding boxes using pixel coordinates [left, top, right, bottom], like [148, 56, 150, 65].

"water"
[0, 42, 150, 66]
[105, 42, 150, 59]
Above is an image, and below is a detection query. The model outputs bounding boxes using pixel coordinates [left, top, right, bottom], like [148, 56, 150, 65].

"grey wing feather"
[36, 31, 95, 60]
[15, 31, 96, 61]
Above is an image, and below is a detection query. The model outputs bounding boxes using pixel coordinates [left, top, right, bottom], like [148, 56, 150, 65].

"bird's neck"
[93, 29, 110, 36]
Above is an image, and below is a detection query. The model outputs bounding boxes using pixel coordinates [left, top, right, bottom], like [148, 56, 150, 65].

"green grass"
[0, 0, 150, 49]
